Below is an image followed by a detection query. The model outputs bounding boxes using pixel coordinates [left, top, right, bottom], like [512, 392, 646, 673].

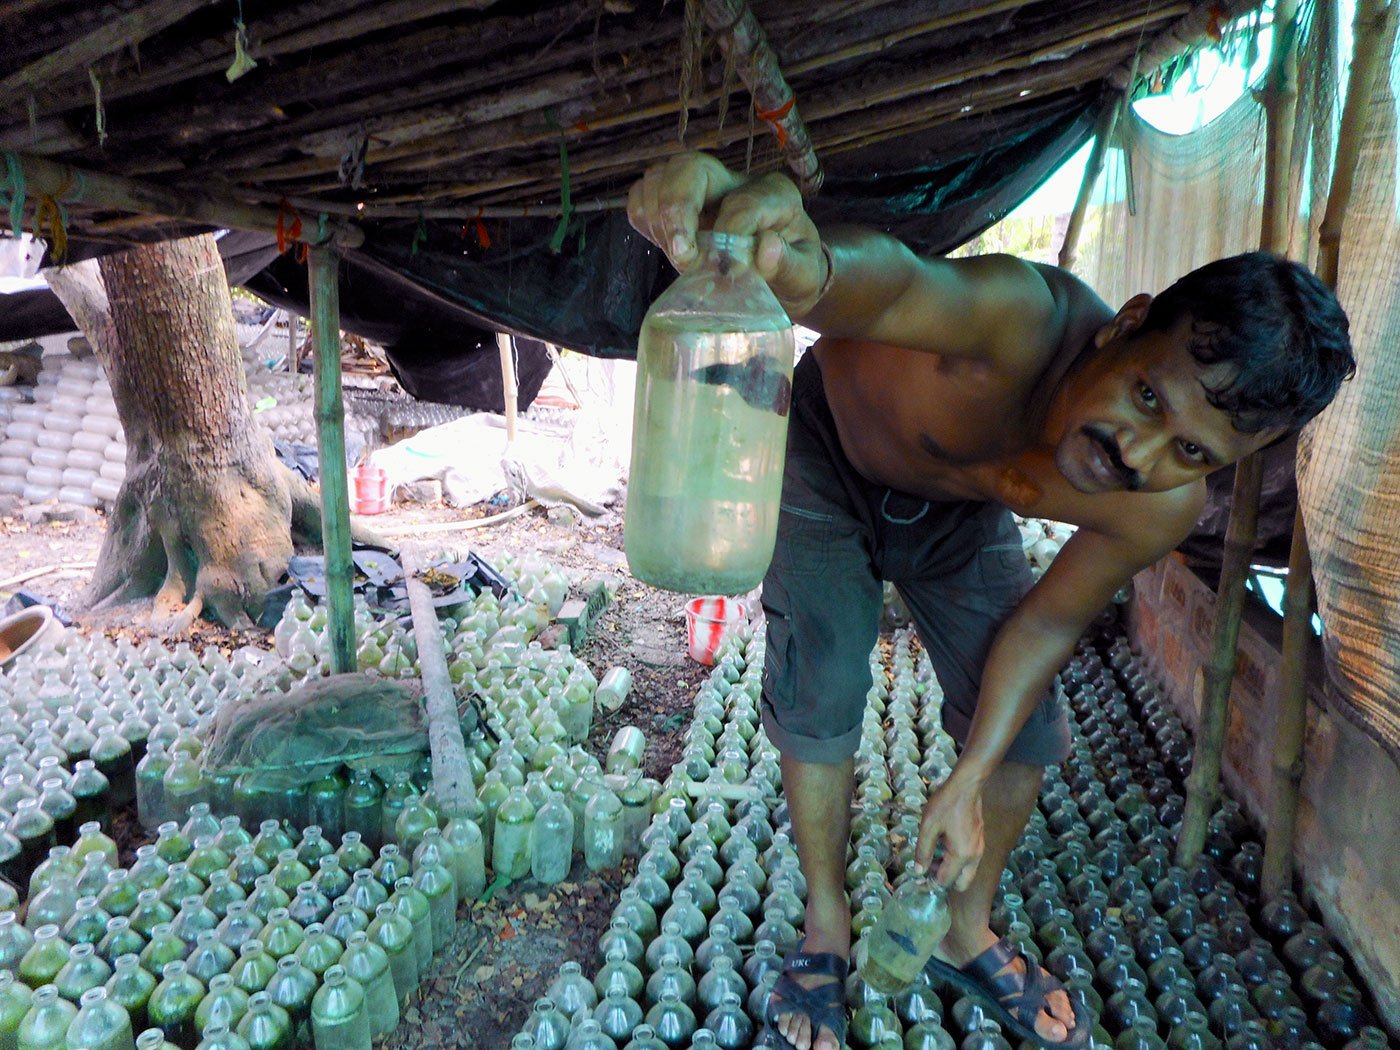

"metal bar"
[308, 244, 356, 676]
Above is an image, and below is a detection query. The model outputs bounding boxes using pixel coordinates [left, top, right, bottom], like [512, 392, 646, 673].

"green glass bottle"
[90, 726, 136, 810]
[411, 860, 455, 953]
[0, 972, 34, 1050]
[243, 879, 288, 924]
[389, 877, 433, 975]
[333, 834, 373, 876]
[228, 942, 277, 998]
[234, 994, 292, 1050]
[194, 1021, 249, 1050]
[137, 924, 187, 976]
[366, 904, 417, 1005]
[147, 961, 204, 1049]
[134, 1029, 181, 1050]
[340, 774, 382, 855]
[859, 875, 952, 995]
[96, 919, 144, 969]
[18, 925, 71, 990]
[256, 910, 303, 962]
[370, 846, 410, 891]
[393, 796, 438, 855]
[337, 933, 396, 1040]
[264, 958, 315, 1040]
[135, 745, 172, 834]
[194, 974, 250, 1038]
[308, 966, 367, 1050]
[16, 986, 77, 1050]
[250, 825, 294, 870]
[104, 955, 157, 1034]
[291, 926, 341, 980]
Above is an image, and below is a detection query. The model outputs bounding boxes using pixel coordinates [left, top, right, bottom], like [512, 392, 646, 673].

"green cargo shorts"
[760, 354, 1071, 767]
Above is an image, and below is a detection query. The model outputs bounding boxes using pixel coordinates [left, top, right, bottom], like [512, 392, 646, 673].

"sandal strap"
[771, 971, 848, 1011]
[782, 950, 850, 981]
[962, 938, 1060, 1030]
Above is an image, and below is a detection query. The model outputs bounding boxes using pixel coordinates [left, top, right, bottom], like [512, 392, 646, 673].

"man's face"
[1053, 312, 1284, 495]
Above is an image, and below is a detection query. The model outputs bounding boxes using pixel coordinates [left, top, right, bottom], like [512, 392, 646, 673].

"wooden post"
[1175, 0, 1305, 870]
[308, 245, 356, 676]
[401, 544, 479, 815]
[1058, 95, 1121, 271]
[1260, 0, 1396, 899]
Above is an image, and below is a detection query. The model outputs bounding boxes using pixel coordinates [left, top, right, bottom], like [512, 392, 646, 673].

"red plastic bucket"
[684, 596, 745, 665]
[352, 463, 389, 515]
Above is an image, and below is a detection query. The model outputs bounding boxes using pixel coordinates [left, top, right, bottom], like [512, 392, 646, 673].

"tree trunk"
[44, 234, 335, 630]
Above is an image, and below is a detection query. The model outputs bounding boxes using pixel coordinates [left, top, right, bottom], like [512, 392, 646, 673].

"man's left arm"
[916, 487, 1204, 889]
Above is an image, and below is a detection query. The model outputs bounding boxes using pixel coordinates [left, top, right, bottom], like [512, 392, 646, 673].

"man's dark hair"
[1138, 251, 1354, 433]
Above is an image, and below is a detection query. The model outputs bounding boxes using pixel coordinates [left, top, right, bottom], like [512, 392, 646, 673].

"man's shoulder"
[946, 256, 1115, 371]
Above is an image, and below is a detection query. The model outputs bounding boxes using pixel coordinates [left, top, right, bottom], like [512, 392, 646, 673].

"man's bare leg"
[933, 760, 1077, 1043]
[771, 752, 855, 1050]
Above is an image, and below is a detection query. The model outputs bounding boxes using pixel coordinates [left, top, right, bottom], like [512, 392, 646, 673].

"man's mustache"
[1084, 425, 1143, 491]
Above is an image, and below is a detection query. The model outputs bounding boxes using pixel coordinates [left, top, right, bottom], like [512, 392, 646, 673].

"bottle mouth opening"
[697, 231, 755, 250]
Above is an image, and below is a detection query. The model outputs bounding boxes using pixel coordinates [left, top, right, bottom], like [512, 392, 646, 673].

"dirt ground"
[0, 495, 713, 1049]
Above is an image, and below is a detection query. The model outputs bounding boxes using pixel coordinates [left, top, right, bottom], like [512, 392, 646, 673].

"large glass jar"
[625, 231, 796, 594]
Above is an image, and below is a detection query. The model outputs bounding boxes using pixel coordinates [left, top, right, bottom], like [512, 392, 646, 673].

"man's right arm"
[628, 152, 1059, 367]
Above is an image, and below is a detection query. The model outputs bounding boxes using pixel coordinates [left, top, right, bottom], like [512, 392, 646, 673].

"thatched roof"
[1, 0, 1264, 256]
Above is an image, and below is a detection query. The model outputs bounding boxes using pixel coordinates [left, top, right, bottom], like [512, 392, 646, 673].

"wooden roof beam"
[8, 152, 364, 248]
[0, 0, 220, 104]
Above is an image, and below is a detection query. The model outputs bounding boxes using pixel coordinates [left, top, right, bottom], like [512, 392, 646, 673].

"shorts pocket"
[771, 503, 833, 577]
[975, 542, 1032, 593]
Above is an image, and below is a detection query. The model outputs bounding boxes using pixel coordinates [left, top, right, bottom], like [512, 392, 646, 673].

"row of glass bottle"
[512, 621, 1395, 1050]
[0, 797, 489, 1050]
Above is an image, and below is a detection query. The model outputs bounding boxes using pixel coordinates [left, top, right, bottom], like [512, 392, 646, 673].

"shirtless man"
[627, 152, 1353, 1049]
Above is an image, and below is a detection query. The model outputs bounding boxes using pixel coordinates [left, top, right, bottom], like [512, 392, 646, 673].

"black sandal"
[761, 943, 850, 1050]
[924, 937, 1091, 1049]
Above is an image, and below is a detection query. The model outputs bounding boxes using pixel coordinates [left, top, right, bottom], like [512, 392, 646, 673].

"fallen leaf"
[474, 965, 495, 982]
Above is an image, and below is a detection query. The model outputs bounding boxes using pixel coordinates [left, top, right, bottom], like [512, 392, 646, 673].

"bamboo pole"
[308, 244, 356, 677]
[1260, 0, 1395, 900]
[1177, 0, 1303, 869]
[497, 332, 518, 445]
[4, 152, 364, 248]
[1058, 95, 1121, 271]
[400, 543, 479, 816]
[1178, 454, 1264, 866]
[1175, 0, 1300, 871]
[699, 0, 823, 196]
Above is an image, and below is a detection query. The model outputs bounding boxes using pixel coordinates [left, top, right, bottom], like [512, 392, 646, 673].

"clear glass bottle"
[341, 773, 382, 854]
[492, 788, 535, 881]
[53, 941, 113, 1003]
[309, 966, 368, 1050]
[411, 859, 455, 952]
[626, 230, 797, 593]
[583, 788, 624, 873]
[292, 925, 341, 979]
[547, 961, 597, 1020]
[442, 818, 486, 903]
[186, 930, 236, 986]
[531, 791, 574, 885]
[161, 752, 207, 824]
[858, 874, 952, 994]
